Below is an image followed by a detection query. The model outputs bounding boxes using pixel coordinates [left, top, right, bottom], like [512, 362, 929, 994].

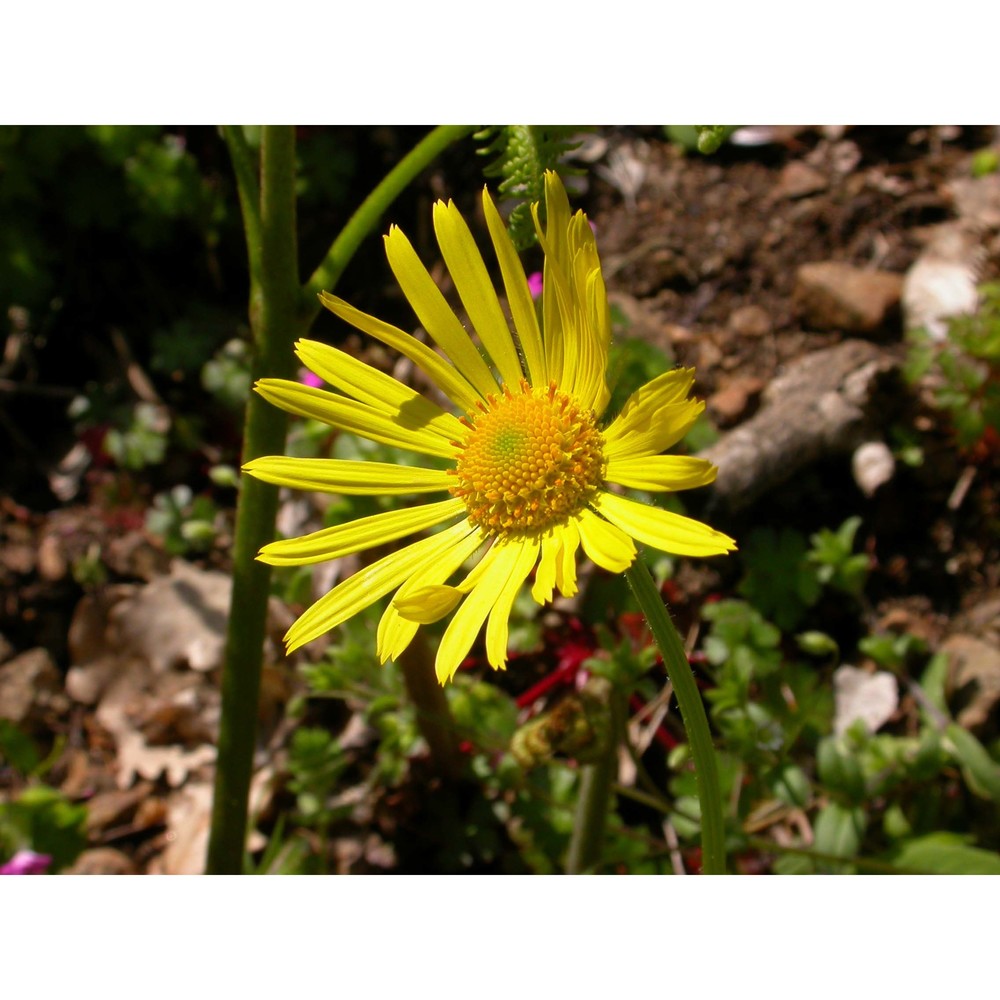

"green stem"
[565, 684, 626, 874]
[221, 127, 262, 289]
[299, 125, 477, 317]
[397, 630, 464, 782]
[625, 559, 727, 874]
[207, 127, 304, 874]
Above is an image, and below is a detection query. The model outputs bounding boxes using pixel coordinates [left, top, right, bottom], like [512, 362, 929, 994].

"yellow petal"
[485, 536, 539, 668]
[392, 584, 463, 624]
[294, 339, 465, 440]
[319, 292, 481, 414]
[384, 226, 499, 400]
[257, 498, 465, 566]
[433, 200, 524, 388]
[284, 520, 478, 653]
[604, 399, 704, 461]
[554, 518, 581, 598]
[604, 455, 718, 493]
[593, 491, 737, 558]
[577, 507, 636, 572]
[482, 188, 547, 387]
[242, 456, 452, 495]
[530, 519, 582, 602]
[603, 368, 697, 445]
[377, 526, 485, 662]
[435, 541, 527, 683]
[254, 379, 459, 460]
[531, 528, 559, 604]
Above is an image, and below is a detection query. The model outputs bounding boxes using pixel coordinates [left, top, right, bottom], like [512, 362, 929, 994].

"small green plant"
[0, 722, 88, 873]
[806, 516, 869, 598]
[737, 527, 821, 631]
[103, 401, 170, 470]
[905, 282, 1000, 452]
[145, 484, 220, 555]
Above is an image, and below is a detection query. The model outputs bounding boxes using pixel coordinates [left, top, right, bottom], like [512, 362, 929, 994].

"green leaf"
[796, 631, 839, 659]
[947, 723, 1000, 802]
[813, 802, 866, 865]
[893, 833, 1000, 874]
[817, 736, 866, 801]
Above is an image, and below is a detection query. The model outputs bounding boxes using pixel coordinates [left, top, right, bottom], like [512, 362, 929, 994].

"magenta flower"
[0, 850, 52, 875]
[527, 271, 543, 299]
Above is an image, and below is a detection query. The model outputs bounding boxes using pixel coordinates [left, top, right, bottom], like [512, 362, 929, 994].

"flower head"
[245, 172, 735, 683]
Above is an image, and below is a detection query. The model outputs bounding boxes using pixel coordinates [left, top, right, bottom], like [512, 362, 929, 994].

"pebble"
[794, 261, 903, 334]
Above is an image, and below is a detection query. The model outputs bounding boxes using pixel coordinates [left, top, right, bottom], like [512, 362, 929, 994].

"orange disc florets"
[449, 381, 604, 535]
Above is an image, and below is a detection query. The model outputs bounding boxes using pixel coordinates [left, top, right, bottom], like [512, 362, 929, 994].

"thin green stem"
[221, 126, 263, 292]
[565, 685, 626, 874]
[207, 127, 304, 874]
[299, 125, 477, 317]
[625, 559, 727, 874]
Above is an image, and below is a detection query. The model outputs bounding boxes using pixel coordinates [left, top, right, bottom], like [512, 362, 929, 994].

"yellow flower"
[244, 172, 736, 684]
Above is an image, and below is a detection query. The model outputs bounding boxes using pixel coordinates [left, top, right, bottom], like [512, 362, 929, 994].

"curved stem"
[625, 559, 727, 874]
[299, 125, 476, 315]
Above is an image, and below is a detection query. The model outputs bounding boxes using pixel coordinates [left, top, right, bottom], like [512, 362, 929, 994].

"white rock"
[834, 665, 898, 736]
[852, 440, 896, 497]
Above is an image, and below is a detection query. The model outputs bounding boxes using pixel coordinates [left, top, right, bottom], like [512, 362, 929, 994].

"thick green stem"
[299, 125, 477, 319]
[397, 631, 464, 783]
[565, 686, 626, 874]
[625, 559, 727, 874]
[207, 127, 303, 874]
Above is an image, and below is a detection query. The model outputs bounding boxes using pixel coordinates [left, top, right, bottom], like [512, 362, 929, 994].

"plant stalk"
[208, 127, 303, 874]
[625, 559, 727, 874]
[397, 630, 464, 783]
[565, 686, 627, 874]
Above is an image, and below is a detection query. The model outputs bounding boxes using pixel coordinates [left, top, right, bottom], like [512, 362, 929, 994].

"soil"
[2, 125, 999, 874]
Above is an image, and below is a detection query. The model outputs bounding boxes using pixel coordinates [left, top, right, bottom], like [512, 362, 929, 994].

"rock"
[728, 304, 772, 338]
[943, 634, 1000, 732]
[0, 648, 65, 729]
[834, 665, 898, 736]
[84, 782, 155, 835]
[795, 261, 903, 334]
[775, 161, 828, 199]
[66, 848, 137, 875]
[901, 223, 983, 340]
[708, 376, 765, 426]
[852, 440, 896, 497]
[36, 532, 67, 581]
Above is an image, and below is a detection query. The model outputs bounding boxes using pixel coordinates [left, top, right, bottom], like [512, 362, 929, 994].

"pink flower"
[0, 850, 52, 875]
[527, 271, 543, 299]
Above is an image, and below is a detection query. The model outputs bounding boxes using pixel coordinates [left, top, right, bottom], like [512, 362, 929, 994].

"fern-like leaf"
[475, 126, 582, 250]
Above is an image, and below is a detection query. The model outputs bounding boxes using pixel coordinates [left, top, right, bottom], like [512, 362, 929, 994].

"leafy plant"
[904, 282, 1000, 452]
[806, 516, 869, 598]
[475, 126, 581, 249]
[145, 484, 220, 555]
[737, 527, 821, 631]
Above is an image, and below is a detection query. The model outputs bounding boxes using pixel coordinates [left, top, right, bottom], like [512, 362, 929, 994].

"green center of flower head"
[450, 380, 605, 535]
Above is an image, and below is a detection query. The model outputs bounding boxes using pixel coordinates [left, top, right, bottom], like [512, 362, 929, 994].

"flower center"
[450, 381, 605, 535]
